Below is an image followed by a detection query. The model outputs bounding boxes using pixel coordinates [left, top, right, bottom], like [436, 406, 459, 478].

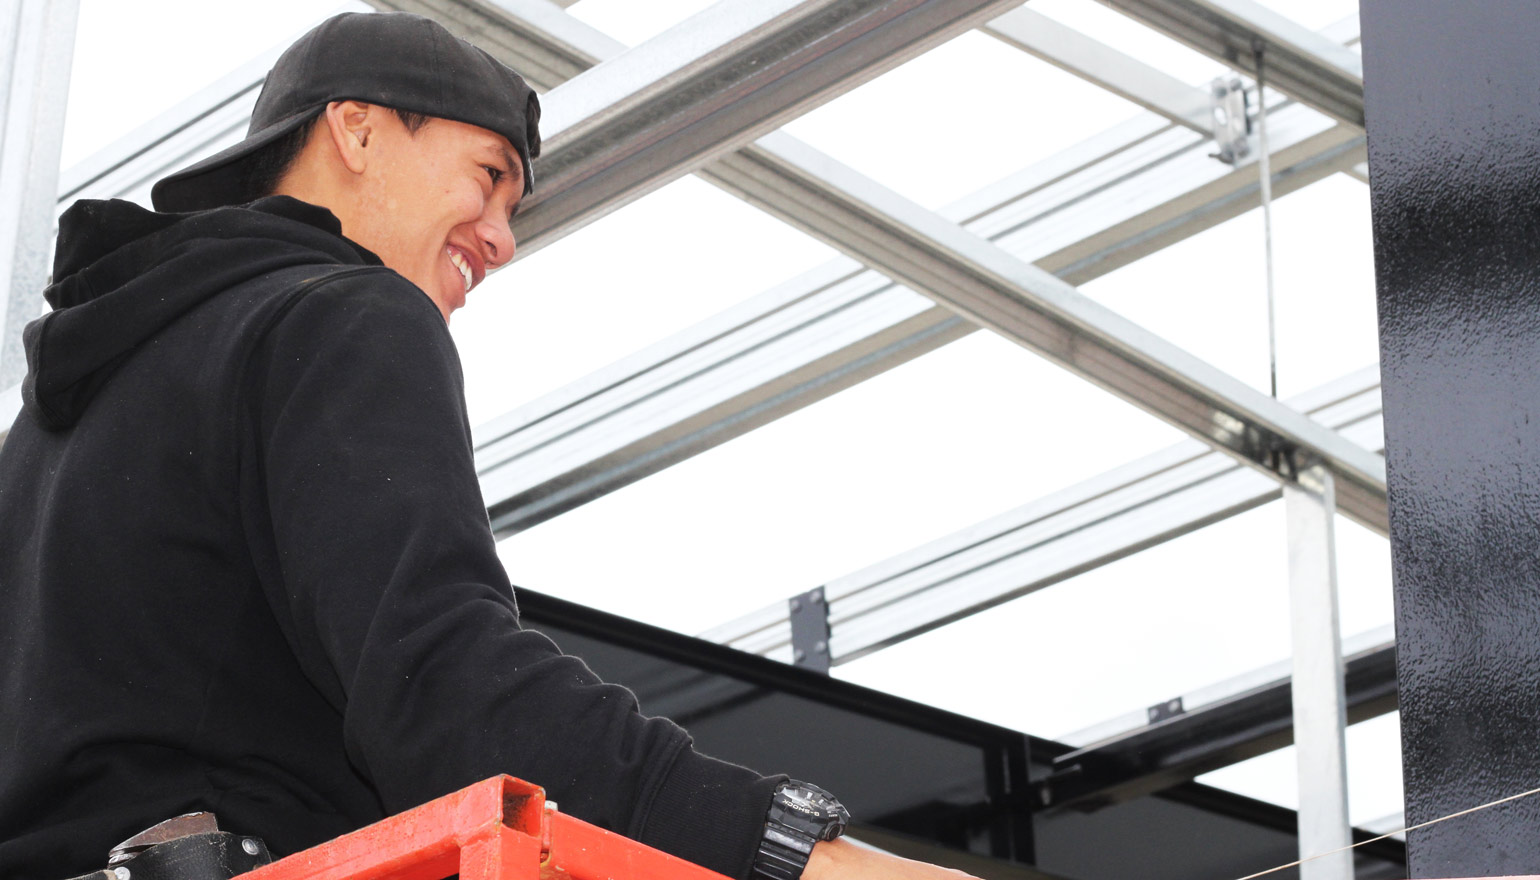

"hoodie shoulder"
[254, 268, 461, 391]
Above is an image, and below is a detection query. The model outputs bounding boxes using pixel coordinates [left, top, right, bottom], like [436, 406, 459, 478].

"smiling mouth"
[447, 248, 473, 294]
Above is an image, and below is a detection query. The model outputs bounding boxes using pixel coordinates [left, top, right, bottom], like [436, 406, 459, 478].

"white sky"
[59, 0, 1398, 827]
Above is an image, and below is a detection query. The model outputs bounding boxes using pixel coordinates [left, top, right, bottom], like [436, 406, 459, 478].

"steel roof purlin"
[1094, 0, 1365, 128]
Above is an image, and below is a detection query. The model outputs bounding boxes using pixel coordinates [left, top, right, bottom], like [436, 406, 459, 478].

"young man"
[0, 12, 974, 880]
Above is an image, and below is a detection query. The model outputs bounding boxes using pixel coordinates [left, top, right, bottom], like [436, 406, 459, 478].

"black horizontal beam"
[516, 588, 1406, 877]
[1036, 642, 1398, 812]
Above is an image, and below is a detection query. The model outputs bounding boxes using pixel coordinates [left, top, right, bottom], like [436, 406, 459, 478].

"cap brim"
[150, 107, 322, 213]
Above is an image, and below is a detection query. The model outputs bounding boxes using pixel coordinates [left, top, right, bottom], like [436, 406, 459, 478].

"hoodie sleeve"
[244, 273, 782, 879]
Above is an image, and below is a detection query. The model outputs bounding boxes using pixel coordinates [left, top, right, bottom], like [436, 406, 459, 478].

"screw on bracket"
[788, 587, 832, 674]
[1209, 76, 1252, 165]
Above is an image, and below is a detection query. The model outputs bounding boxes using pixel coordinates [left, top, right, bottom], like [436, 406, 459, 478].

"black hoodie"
[0, 198, 779, 880]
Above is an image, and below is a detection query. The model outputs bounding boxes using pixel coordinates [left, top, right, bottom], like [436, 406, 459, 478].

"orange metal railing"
[236, 775, 732, 880]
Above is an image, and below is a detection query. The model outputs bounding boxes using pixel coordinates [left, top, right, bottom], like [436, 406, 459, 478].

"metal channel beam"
[981, 7, 1211, 133]
[1095, 0, 1363, 128]
[0, 0, 79, 388]
[55, 1, 366, 211]
[54, 53, 271, 212]
[448, 1, 1369, 535]
[1037, 630, 1396, 812]
[701, 366, 1382, 663]
[474, 97, 1363, 535]
[709, 132, 1386, 523]
[499, 0, 1028, 257]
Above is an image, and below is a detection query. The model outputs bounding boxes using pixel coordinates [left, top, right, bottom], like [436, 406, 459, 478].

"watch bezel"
[751, 781, 850, 880]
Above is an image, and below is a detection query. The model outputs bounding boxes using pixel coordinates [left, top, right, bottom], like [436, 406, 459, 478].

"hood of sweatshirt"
[24, 196, 382, 430]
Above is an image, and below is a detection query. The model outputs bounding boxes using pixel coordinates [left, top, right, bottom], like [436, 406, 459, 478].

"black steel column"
[1362, 2, 1540, 875]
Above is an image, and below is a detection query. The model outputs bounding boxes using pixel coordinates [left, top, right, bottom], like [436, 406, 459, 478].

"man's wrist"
[801, 838, 854, 880]
[750, 780, 849, 879]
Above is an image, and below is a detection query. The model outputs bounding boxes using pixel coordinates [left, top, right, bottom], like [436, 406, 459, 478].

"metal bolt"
[814, 640, 827, 654]
[113, 868, 131, 880]
[812, 588, 823, 601]
[789, 599, 802, 613]
[794, 649, 806, 663]
[242, 839, 260, 856]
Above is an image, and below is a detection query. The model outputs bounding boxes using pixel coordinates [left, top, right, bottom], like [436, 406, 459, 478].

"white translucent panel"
[1027, 0, 1231, 85]
[1081, 174, 1378, 403]
[1198, 711, 1404, 828]
[452, 176, 838, 425]
[565, 0, 719, 46]
[62, 0, 364, 170]
[780, 30, 1142, 211]
[497, 330, 1181, 635]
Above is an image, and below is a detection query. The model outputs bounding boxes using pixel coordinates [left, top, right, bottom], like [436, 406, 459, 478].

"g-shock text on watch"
[750, 780, 850, 880]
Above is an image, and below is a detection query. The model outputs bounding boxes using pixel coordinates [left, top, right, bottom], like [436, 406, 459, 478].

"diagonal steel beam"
[438, 0, 1371, 535]
[708, 132, 1386, 526]
[496, 0, 1028, 256]
[700, 367, 1383, 663]
[982, 6, 1211, 134]
[474, 97, 1364, 535]
[1095, 0, 1363, 128]
[42, 3, 1379, 536]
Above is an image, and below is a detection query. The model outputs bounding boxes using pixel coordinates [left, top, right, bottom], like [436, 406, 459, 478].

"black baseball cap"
[151, 11, 541, 213]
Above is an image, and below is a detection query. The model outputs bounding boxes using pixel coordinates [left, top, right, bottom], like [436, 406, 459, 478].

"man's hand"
[802, 838, 980, 879]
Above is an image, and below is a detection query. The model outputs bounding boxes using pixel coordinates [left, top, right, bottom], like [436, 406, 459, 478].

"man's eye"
[483, 165, 504, 185]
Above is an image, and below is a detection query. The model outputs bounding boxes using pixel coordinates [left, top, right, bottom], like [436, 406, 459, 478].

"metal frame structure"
[9, 0, 1394, 876]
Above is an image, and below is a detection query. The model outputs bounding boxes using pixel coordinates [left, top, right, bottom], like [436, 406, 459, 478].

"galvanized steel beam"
[1095, 0, 1363, 128]
[700, 367, 1382, 663]
[436, 1, 1373, 534]
[710, 131, 1387, 524]
[499, 0, 1030, 257]
[982, 7, 1211, 133]
[0, 0, 78, 388]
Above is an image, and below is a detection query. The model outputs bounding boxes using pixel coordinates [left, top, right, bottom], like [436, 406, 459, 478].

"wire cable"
[1255, 41, 1279, 400]
[1228, 782, 1540, 880]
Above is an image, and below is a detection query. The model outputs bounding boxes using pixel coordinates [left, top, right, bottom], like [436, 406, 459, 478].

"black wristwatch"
[750, 780, 850, 880]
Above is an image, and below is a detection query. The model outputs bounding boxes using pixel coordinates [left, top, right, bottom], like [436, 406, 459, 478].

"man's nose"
[479, 213, 517, 271]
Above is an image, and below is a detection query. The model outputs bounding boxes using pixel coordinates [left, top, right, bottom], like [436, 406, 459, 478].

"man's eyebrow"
[498, 146, 522, 187]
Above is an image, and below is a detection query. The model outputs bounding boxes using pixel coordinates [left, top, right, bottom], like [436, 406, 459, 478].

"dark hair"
[237, 106, 433, 203]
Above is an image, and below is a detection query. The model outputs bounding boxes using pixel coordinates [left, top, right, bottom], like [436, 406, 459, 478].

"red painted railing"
[237, 775, 732, 880]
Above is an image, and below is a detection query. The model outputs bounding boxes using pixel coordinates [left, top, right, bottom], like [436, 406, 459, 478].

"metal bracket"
[1147, 696, 1185, 724]
[1209, 76, 1252, 164]
[788, 587, 832, 674]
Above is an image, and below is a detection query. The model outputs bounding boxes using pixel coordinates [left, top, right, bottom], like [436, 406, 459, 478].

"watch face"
[774, 782, 850, 837]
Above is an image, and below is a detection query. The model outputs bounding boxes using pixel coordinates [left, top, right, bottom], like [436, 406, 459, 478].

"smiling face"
[278, 101, 524, 322]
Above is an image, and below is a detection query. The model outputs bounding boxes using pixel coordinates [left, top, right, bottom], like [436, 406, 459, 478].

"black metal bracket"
[1147, 696, 1185, 724]
[789, 586, 832, 674]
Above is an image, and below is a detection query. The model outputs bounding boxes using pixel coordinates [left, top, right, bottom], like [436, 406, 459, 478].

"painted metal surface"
[1363, 1, 1540, 876]
[239, 775, 731, 880]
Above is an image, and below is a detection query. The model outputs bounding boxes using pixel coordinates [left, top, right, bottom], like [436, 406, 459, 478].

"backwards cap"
[151, 11, 541, 213]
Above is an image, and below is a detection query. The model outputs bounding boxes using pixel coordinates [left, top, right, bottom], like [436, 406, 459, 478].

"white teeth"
[447, 249, 472, 294]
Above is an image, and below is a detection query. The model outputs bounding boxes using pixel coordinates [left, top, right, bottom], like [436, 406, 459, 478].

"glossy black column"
[1362, 3, 1540, 875]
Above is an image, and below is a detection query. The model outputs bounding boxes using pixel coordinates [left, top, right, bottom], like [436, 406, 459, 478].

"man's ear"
[322, 100, 374, 174]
